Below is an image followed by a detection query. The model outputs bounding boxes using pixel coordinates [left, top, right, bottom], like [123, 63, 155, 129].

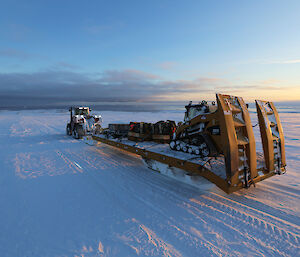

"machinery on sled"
[168, 94, 286, 188]
[91, 93, 286, 193]
[66, 107, 102, 139]
[126, 121, 176, 143]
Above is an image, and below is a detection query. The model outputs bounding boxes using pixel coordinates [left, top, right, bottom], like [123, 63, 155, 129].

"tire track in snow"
[90, 143, 300, 234]
[76, 144, 300, 256]
[121, 218, 183, 257]
[207, 192, 300, 231]
[182, 201, 283, 256]
[9, 115, 62, 137]
[264, 181, 300, 197]
[67, 144, 264, 255]
[61, 144, 231, 256]
[56, 135, 299, 256]
[186, 196, 299, 256]
[55, 150, 83, 174]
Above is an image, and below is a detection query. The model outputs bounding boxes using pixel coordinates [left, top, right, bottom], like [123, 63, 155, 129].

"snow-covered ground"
[0, 110, 299, 257]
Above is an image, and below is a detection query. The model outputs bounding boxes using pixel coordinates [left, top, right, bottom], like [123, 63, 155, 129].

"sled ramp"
[216, 94, 258, 187]
[256, 100, 286, 174]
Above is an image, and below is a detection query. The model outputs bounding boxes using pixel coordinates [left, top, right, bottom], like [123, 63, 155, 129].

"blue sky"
[1, 0, 300, 107]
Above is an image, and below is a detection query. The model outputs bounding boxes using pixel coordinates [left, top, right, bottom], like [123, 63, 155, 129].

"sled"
[91, 94, 286, 193]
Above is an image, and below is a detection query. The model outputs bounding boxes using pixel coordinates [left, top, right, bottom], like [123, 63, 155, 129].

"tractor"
[66, 107, 102, 139]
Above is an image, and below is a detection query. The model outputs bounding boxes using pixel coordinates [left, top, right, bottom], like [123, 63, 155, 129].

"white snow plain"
[0, 109, 299, 257]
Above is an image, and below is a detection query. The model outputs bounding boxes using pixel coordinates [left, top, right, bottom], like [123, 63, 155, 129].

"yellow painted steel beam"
[270, 102, 286, 167]
[256, 100, 275, 172]
[93, 135, 231, 193]
[92, 135, 283, 194]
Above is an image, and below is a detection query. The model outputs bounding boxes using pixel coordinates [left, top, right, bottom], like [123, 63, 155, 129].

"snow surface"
[0, 110, 299, 257]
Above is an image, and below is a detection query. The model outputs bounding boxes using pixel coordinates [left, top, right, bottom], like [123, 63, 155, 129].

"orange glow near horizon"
[154, 87, 300, 102]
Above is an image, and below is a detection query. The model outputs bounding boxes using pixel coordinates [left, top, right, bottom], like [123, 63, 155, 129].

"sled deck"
[91, 93, 286, 194]
[93, 135, 277, 193]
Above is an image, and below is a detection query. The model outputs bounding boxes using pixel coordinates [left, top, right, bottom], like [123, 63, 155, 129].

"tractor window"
[185, 107, 202, 120]
[75, 108, 89, 115]
[184, 102, 212, 121]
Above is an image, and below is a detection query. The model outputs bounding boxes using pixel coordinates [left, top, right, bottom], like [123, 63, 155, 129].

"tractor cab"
[74, 107, 90, 116]
[184, 101, 217, 121]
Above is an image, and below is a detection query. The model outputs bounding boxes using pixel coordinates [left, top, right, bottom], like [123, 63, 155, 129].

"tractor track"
[63, 140, 300, 256]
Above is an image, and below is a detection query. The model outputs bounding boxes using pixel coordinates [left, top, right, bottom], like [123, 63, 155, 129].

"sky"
[1, 0, 300, 109]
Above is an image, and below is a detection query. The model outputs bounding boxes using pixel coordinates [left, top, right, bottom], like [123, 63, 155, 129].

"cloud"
[261, 79, 281, 85]
[0, 69, 222, 108]
[51, 62, 81, 70]
[267, 59, 300, 64]
[279, 60, 300, 64]
[157, 61, 177, 70]
[0, 48, 31, 60]
[240, 59, 300, 65]
[2, 68, 292, 109]
[277, 59, 300, 64]
[99, 69, 160, 83]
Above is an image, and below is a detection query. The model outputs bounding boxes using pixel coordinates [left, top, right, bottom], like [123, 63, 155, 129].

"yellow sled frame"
[92, 94, 286, 194]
